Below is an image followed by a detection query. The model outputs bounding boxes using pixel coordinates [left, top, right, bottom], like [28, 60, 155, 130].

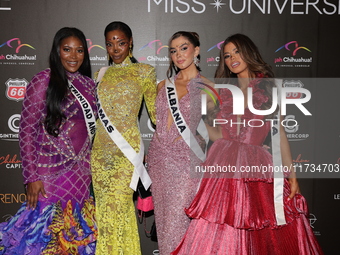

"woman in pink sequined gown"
[172, 34, 323, 255]
[0, 28, 97, 254]
[147, 31, 213, 255]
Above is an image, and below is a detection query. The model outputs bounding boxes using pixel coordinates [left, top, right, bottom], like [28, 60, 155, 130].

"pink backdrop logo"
[138, 40, 169, 64]
[207, 41, 224, 52]
[275, 41, 311, 56]
[86, 39, 106, 62]
[0, 38, 35, 53]
[206, 41, 224, 65]
[274, 41, 312, 67]
[86, 39, 105, 53]
[139, 40, 169, 54]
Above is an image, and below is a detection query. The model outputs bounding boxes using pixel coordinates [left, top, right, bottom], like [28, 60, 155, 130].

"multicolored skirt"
[0, 198, 97, 255]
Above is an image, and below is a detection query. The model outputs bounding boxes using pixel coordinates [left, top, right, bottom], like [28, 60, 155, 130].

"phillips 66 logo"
[5, 78, 28, 101]
[283, 80, 304, 99]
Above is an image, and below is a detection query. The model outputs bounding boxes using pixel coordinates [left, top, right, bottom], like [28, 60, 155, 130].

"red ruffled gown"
[172, 80, 323, 255]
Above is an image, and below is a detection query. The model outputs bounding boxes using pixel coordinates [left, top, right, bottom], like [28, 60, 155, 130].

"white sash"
[165, 77, 208, 161]
[68, 80, 96, 142]
[271, 79, 286, 225]
[96, 67, 151, 191]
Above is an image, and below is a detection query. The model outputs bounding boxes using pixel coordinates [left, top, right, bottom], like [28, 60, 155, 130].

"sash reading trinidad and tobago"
[96, 67, 151, 191]
[165, 77, 208, 162]
[68, 80, 96, 142]
[271, 79, 286, 225]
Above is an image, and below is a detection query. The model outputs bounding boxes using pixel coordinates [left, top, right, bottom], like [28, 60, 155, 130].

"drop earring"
[194, 56, 199, 67]
[129, 46, 133, 58]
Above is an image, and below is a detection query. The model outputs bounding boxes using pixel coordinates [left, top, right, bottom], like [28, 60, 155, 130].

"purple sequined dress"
[0, 69, 97, 255]
[147, 73, 204, 255]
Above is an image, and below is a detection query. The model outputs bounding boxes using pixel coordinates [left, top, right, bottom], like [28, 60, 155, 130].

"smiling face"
[223, 42, 249, 78]
[169, 36, 199, 71]
[105, 29, 132, 64]
[59, 36, 84, 73]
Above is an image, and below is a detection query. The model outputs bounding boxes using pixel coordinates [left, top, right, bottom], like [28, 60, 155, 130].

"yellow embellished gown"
[91, 57, 156, 255]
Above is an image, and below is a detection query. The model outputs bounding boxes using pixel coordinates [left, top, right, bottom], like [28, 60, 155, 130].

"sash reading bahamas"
[98, 106, 114, 133]
[167, 86, 186, 133]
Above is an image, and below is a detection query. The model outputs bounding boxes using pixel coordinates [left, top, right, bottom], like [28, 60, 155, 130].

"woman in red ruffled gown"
[172, 34, 323, 255]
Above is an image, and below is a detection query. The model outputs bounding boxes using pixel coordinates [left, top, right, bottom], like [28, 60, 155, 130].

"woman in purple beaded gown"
[0, 27, 97, 254]
[147, 31, 213, 255]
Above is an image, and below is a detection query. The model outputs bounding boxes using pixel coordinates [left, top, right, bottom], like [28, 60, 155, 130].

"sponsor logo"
[1, 214, 13, 222]
[8, 114, 20, 133]
[334, 194, 340, 200]
[141, 119, 155, 141]
[274, 41, 312, 68]
[147, 119, 155, 133]
[282, 80, 305, 100]
[293, 154, 310, 164]
[0, 154, 22, 169]
[284, 115, 310, 141]
[276, 41, 311, 56]
[87, 39, 107, 66]
[5, 78, 28, 101]
[0, 114, 20, 141]
[138, 40, 169, 67]
[0, 38, 37, 65]
[206, 41, 223, 67]
[0, 193, 26, 204]
[284, 115, 299, 133]
[309, 213, 321, 236]
[309, 213, 317, 228]
[292, 153, 310, 171]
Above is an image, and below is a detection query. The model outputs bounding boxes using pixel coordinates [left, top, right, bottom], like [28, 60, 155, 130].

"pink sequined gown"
[172, 80, 323, 255]
[147, 74, 205, 255]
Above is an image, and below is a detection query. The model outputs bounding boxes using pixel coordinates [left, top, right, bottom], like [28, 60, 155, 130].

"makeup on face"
[59, 36, 84, 73]
[224, 42, 249, 78]
[170, 36, 197, 70]
[106, 30, 131, 64]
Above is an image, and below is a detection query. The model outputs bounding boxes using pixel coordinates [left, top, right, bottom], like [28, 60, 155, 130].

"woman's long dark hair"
[166, 31, 201, 79]
[215, 33, 277, 115]
[45, 27, 91, 137]
[104, 21, 138, 65]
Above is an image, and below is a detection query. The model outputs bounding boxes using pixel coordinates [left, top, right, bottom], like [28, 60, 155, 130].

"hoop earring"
[129, 46, 133, 58]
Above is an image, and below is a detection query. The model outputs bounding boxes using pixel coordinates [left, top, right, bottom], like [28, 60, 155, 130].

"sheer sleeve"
[19, 70, 49, 184]
[142, 65, 157, 125]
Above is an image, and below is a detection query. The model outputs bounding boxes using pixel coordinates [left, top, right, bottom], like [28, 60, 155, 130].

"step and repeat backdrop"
[1, 0, 340, 254]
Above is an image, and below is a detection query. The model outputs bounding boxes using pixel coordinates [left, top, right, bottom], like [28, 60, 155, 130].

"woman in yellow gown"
[91, 21, 157, 255]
